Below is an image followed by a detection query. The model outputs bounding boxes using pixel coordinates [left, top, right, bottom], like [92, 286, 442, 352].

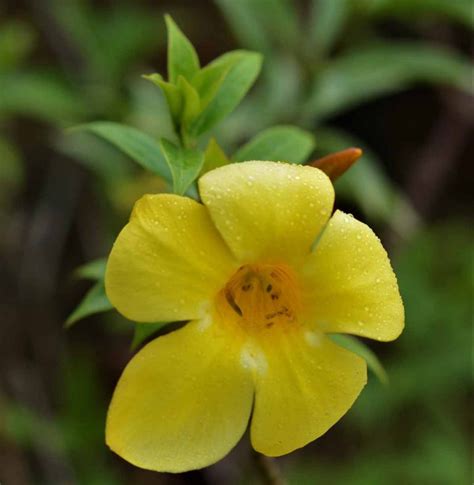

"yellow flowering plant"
[67, 16, 404, 475]
[105, 160, 403, 472]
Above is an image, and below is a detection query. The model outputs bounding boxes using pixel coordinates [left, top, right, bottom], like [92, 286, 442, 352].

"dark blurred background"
[0, 1, 472, 484]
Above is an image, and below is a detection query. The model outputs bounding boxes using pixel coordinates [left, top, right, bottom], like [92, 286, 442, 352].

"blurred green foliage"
[1, 0, 472, 483]
[214, 0, 472, 226]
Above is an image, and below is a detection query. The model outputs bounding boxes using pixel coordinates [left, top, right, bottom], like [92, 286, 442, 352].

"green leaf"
[144, 73, 201, 135]
[189, 51, 262, 136]
[190, 52, 238, 107]
[131, 322, 169, 351]
[165, 15, 200, 84]
[65, 282, 113, 327]
[177, 75, 201, 129]
[191, 50, 261, 120]
[129, 77, 175, 138]
[71, 122, 172, 183]
[308, 0, 349, 56]
[201, 137, 230, 174]
[233, 125, 315, 163]
[160, 138, 204, 195]
[143, 73, 183, 124]
[211, 55, 302, 145]
[74, 258, 107, 281]
[330, 334, 388, 385]
[307, 42, 474, 121]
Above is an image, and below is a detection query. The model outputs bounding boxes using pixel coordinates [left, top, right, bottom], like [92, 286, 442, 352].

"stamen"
[225, 290, 243, 316]
[218, 263, 300, 332]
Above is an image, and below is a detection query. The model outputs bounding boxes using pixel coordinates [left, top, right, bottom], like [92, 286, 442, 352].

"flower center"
[217, 263, 301, 332]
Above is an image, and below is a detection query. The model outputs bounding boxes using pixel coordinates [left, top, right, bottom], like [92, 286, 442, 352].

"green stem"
[253, 450, 287, 485]
[179, 126, 196, 150]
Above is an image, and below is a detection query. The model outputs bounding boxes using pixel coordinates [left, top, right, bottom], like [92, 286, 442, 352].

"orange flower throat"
[217, 263, 301, 332]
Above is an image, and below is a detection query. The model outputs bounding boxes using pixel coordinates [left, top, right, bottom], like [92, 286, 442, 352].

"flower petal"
[105, 194, 237, 322]
[250, 331, 366, 456]
[106, 320, 254, 472]
[301, 210, 404, 341]
[199, 161, 334, 264]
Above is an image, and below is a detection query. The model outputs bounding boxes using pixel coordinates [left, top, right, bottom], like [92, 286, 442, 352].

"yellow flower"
[105, 161, 404, 472]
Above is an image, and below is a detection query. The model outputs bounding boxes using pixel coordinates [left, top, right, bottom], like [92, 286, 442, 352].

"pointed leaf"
[191, 57, 233, 107]
[65, 282, 113, 327]
[189, 51, 262, 136]
[177, 75, 201, 128]
[191, 50, 261, 122]
[307, 42, 474, 121]
[330, 334, 388, 385]
[71, 122, 172, 183]
[143, 73, 183, 124]
[201, 138, 230, 174]
[74, 258, 107, 281]
[165, 15, 200, 83]
[160, 138, 204, 195]
[233, 125, 315, 164]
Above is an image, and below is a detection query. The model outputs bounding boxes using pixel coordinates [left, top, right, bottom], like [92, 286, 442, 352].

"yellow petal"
[301, 210, 404, 341]
[106, 320, 254, 472]
[105, 194, 237, 322]
[250, 331, 366, 456]
[199, 161, 334, 264]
